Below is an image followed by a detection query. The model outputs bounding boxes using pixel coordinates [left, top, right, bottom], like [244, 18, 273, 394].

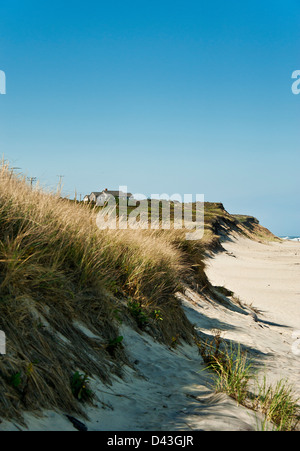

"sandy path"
[0, 323, 261, 431]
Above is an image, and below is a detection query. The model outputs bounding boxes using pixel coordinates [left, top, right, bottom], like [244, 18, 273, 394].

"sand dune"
[1, 234, 299, 431]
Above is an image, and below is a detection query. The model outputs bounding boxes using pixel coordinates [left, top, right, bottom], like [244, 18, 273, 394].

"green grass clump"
[127, 299, 149, 328]
[70, 372, 94, 403]
[255, 377, 300, 431]
[197, 332, 252, 405]
[198, 332, 300, 431]
[212, 344, 252, 405]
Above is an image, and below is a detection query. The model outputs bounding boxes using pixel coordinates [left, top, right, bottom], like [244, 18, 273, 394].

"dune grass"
[196, 331, 252, 405]
[0, 161, 280, 424]
[255, 377, 300, 431]
[0, 165, 203, 305]
[0, 162, 209, 421]
[197, 331, 300, 431]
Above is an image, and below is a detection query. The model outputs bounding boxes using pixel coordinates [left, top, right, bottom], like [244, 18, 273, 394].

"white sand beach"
[1, 235, 299, 431]
[206, 235, 300, 393]
[207, 236, 300, 330]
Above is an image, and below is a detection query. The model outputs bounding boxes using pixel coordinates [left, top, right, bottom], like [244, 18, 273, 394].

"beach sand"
[1, 235, 299, 431]
[206, 235, 300, 393]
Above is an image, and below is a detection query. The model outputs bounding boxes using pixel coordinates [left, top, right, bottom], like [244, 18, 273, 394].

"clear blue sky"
[0, 1, 299, 235]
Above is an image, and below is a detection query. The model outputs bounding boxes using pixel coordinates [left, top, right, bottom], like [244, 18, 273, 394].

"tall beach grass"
[0, 162, 208, 421]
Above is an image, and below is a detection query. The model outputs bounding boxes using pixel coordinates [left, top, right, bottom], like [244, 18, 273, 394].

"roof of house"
[86, 190, 133, 199]
[104, 190, 133, 197]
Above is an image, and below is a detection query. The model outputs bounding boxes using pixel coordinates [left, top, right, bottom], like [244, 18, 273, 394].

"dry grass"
[0, 162, 206, 422]
[0, 173, 183, 302]
[0, 161, 277, 424]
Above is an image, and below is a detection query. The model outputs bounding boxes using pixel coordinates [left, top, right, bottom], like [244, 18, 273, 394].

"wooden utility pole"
[27, 176, 37, 189]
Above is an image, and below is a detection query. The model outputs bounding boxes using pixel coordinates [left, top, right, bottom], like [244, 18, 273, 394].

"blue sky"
[0, 1, 299, 235]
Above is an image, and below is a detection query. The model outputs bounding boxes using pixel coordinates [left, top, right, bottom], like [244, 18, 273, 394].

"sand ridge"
[1, 235, 299, 431]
